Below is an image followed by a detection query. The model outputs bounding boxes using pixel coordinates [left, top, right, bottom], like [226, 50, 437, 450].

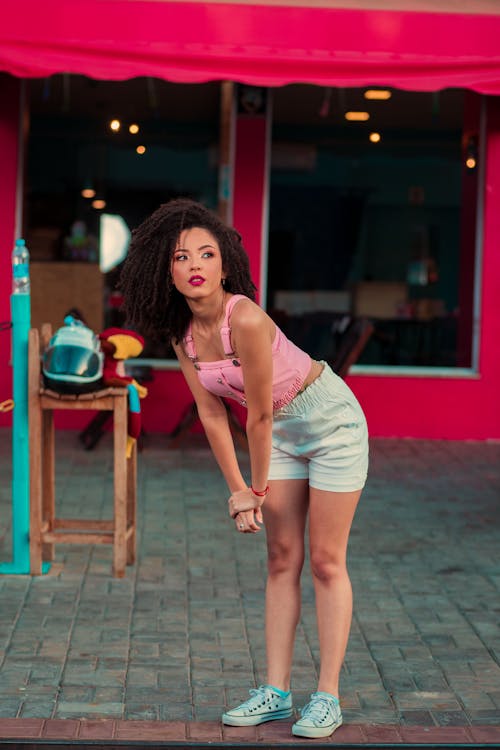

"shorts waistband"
[275, 361, 340, 415]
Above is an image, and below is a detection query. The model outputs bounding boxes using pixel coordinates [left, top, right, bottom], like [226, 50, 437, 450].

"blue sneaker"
[292, 692, 342, 738]
[222, 685, 293, 726]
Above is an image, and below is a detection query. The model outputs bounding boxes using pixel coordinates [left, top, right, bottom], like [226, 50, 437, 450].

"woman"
[119, 198, 369, 738]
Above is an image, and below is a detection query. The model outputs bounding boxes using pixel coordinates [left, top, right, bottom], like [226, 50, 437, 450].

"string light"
[92, 198, 107, 210]
[136, 145, 146, 155]
[129, 123, 140, 134]
[345, 111, 370, 122]
[369, 132, 381, 143]
[109, 119, 121, 132]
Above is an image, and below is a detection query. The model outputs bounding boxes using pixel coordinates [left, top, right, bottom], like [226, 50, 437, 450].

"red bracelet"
[251, 485, 269, 497]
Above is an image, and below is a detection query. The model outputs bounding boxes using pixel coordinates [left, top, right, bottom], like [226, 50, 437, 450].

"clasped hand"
[228, 488, 264, 534]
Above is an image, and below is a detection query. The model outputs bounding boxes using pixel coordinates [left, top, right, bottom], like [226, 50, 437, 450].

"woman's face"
[171, 226, 225, 299]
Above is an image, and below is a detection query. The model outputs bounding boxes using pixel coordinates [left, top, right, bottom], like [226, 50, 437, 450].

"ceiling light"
[369, 132, 381, 143]
[345, 111, 370, 122]
[136, 145, 146, 155]
[364, 90, 392, 100]
[109, 119, 121, 132]
[129, 123, 140, 134]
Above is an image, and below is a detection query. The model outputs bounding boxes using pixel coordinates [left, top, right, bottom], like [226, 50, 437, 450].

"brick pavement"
[0, 428, 499, 744]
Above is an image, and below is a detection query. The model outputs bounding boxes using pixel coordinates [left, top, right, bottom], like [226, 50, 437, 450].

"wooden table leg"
[127, 441, 137, 565]
[42, 409, 55, 561]
[113, 395, 128, 577]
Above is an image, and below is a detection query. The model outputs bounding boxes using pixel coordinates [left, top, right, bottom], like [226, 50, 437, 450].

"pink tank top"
[183, 295, 311, 409]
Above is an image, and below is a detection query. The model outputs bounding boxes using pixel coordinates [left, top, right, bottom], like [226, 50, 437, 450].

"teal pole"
[0, 240, 49, 574]
[0, 296, 31, 573]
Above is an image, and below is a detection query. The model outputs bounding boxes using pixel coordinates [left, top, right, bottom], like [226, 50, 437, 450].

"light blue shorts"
[269, 363, 369, 492]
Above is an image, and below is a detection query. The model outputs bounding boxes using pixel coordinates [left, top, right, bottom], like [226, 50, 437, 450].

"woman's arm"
[172, 340, 247, 494]
[228, 300, 275, 514]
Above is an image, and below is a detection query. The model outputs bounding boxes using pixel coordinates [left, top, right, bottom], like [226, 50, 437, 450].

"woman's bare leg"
[262, 478, 309, 691]
[308, 487, 362, 697]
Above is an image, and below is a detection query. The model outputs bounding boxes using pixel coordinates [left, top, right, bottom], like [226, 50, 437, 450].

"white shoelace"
[243, 686, 275, 711]
[301, 696, 335, 724]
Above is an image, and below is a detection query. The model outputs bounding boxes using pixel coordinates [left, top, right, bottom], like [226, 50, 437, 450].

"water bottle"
[12, 238, 30, 294]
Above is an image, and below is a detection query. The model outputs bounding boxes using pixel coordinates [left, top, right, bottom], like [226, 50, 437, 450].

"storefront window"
[25, 78, 479, 371]
[25, 74, 220, 356]
[268, 86, 478, 370]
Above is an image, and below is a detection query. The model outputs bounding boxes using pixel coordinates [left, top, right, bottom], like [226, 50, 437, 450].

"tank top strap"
[183, 322, 197, 360]
[220, 295, 248, 356]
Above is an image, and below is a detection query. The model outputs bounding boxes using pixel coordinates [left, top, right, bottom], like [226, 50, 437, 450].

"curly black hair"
[119, 199, 257, 344]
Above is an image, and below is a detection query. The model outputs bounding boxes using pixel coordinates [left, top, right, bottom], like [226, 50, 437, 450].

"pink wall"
[0, 75, 21, 429]
[347, 95, 500, 440]
[232, 115, 269, 302]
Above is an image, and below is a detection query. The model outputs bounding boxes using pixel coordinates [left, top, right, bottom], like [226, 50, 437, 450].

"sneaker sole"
[222, 708, 293, 726]
[292, 718, 342, 738]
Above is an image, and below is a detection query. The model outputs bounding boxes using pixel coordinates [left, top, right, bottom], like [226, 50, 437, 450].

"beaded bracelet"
[251, 485, 270, 497]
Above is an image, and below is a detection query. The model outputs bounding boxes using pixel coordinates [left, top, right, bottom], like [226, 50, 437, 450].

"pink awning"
[2, 1, 500, 92]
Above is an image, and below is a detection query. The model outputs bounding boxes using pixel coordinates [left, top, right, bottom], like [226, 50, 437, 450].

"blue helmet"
[42, 315, 104, 394]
